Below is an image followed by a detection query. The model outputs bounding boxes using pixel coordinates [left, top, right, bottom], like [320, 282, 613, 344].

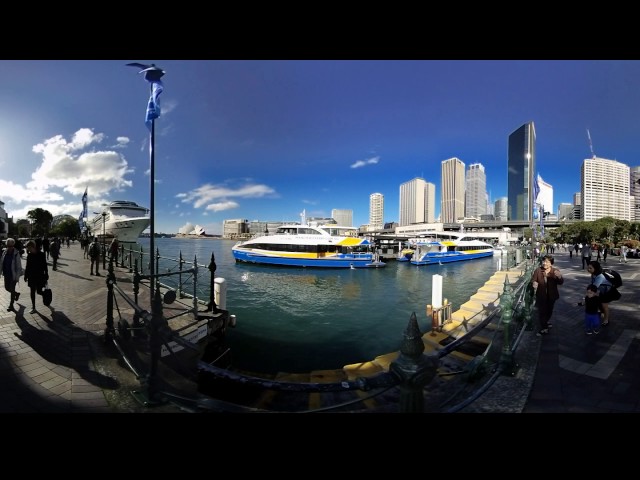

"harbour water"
[136, 238, 508, 374]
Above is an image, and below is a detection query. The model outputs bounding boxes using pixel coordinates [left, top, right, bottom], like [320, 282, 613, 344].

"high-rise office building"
[369, 193, 384, 230]
[507, 122, 536, 221]
[537, 174, 554, 215]
[494, 197, 508, 222]
[631, 166, 640, 221]
[557, 203, 573, 220]
[331, 209, 353, 226]
[441, 157, 465, 223]
[399, 177, 436, 225]
[465, 163, 487, 219]
[581, 157, 631, 221]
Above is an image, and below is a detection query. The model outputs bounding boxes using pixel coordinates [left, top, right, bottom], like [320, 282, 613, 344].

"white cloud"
[177, 182, 277, 210]
[205, 201, 239, 212]
[350, 155, 380, 169]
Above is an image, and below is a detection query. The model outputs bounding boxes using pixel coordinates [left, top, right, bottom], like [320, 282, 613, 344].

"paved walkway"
[522, 251, 640, 412]
[1, 243, 639, 413]
[0, 243, 188, 413]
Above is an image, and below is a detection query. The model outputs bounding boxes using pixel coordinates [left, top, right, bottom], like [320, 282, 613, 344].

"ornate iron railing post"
[192, 255, 198, 315]
[523, 263, 536, 330]
[131, 258, 143, 337]
[177, 251, 184, 298]
[389, 312, 439, 412]
[154, 247, 160, 293]
[499, 276, 517, 375]
[105, 255, 116, 342]
[207, 252, 218, 312]
[145, 287, 165, 404]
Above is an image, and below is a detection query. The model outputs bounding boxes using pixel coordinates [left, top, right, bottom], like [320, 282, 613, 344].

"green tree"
[26, 208, 53, 237]
[51, 217, 81, 239]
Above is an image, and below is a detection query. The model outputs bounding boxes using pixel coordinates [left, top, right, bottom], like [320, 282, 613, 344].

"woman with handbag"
[23, 239, 49, 314]
[587, 260, 613, 327]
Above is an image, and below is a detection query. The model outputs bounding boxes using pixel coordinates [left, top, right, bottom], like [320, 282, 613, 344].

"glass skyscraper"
[507, 122, 536, 221]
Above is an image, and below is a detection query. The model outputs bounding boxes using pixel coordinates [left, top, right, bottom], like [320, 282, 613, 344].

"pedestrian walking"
[23, 239, 49, 314]
[532, 254, 564, 336]
[109, 237, 119, 265]
[50, 237, 61, 271]
[89, 237, 101, 276]
[1, 238, 23, 311]
[577, 284, 602, 335]
[581, 243, 592, 270]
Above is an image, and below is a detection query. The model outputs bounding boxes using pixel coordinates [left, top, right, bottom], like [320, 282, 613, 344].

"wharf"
[1, 244, 639, 413]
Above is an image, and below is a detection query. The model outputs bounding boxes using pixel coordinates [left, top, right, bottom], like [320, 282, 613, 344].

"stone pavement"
[1, 242, 639, 413]
[0, 242, 189, 413]
[521, 251, 640, 413]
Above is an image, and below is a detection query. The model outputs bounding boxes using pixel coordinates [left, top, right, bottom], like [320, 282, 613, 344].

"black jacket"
[24, 251, 48, 290]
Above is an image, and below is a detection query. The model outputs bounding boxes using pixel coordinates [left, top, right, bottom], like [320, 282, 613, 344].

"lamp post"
[93, 211, 106, 269]
[127, 62, 165, 299]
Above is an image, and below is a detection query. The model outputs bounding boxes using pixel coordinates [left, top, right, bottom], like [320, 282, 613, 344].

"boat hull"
[94, 217, 151, 243]
[411, 250, 493, 265]
[232, 249, 385, 268]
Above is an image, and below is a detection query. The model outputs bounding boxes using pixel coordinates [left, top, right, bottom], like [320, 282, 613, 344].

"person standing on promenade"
[532, 254, 564, 336]
[42, 236, 50, 260]
[109, 237, 119, 265]
[50, 237, 61, 271]
[587, 260, 613, 327]
[577, 284, 602, 335]
[1, 238, 23, 311]
[603, 245, 608, 263]
[89, 236, 101, 276]
[23, 239, 48, 314]
[581, 243, 592, 270]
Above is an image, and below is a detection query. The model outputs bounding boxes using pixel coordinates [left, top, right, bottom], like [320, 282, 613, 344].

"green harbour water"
[137, 237, 506, 374]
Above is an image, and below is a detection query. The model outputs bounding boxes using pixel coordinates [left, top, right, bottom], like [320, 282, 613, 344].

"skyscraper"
[537, 174, 554, 215]
[369, 193, 384, 230]
[494, 197, 508, 222]
[631, 166, 640, 222]
[465, 163, 487, 219]
[581, 157, 630, 221]
[441, 157, 465, 223]
[399, 177, 436, 225]
[331, 209, 353, 226]
[507, 122, 536, 221]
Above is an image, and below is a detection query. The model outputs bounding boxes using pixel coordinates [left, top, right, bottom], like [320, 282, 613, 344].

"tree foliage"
[26, 208, 53, 237]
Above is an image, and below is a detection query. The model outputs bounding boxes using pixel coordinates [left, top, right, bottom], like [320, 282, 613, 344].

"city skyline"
[2, 60, 640, 234]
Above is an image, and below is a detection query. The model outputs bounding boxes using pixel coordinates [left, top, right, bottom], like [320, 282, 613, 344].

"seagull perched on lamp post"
[126, 62, 165, 81]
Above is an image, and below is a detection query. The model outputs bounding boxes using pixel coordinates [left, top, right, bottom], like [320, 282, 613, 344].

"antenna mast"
[587, 129, 596, 159]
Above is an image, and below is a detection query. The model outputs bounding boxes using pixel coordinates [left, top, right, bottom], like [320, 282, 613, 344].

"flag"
[81, 187, 88, 219]
[532, 173, 541, 204]
[145, 79, 164, 130]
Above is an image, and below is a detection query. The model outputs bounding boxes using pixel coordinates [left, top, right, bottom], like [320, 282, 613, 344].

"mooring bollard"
[389, 312, 439, 412]
[208, 252, 218, 312]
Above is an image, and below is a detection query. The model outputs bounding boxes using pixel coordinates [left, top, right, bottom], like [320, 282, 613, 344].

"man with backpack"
[89, 237, 101, 276]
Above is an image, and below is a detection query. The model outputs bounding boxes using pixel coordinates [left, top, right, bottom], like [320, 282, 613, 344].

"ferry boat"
[408, 231, 494, 266]
[231, 212, 385, 269]
[89, 201, 151, 244]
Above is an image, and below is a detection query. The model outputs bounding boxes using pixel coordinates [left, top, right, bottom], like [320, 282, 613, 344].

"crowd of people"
[1, 235, 120, 313]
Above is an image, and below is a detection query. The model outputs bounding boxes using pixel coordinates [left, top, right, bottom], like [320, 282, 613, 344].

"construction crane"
[587, 129, 596, 159]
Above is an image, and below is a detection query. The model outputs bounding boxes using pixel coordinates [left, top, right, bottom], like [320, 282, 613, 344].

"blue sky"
[1, 60, 639, 235]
